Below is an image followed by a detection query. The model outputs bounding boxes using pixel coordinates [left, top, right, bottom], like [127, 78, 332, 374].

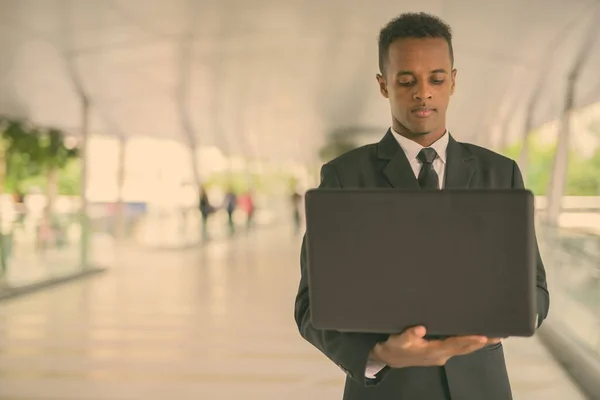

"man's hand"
[369, 326, 502, 369]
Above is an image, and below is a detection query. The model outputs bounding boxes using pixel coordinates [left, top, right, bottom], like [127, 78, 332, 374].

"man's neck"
[392, 125, 447, 147]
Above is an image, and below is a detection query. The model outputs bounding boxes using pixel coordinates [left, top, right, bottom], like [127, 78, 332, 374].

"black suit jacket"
[294, 130, 550, 400]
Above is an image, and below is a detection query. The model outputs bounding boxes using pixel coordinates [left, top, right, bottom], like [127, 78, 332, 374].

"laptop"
[304, 188, 537, 338]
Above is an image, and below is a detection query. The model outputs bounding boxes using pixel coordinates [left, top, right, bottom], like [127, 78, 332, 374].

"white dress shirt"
[390, 128, 449, 189]
[365, 128, 449, 379]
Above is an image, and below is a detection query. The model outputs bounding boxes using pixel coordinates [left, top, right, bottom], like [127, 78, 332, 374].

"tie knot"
[417, 148, 437, 164]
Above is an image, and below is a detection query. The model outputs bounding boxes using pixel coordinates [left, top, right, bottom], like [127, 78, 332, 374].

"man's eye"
[432, 79, 445, 85]
[399, 81, 415, 86]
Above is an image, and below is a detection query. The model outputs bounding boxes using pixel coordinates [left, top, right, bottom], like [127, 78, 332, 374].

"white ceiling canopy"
[1, 0, 599, 164]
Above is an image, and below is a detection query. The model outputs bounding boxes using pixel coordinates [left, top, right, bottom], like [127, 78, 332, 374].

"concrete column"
[115, 136, 127, 241]
[546, 74, 575, 223]
[0, 138, 6, 276]
[518, 86, 541, 184]
[79, 95, 90, 267]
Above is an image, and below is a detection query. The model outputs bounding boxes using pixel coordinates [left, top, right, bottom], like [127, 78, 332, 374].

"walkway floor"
[0, 226, 587, 399]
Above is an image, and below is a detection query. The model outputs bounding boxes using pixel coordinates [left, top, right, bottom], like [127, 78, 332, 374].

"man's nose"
[414, 93, 433, 101]
[414, 83, 432, 101]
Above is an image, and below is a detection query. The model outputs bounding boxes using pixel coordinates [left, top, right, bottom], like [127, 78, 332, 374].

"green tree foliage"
[0, 117, 79, 194]
[565, 148, 600, 195]
[502, 131, 600, 196]
[2, 119, 42, 193]
[57, 158, 81, 196]
[39, 128, 78, 170]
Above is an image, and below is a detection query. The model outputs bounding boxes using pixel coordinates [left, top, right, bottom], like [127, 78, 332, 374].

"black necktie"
[417, 148, 439, 189]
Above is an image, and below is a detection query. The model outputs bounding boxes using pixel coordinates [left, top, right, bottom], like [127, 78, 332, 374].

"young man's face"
[377, 37, 456, 141]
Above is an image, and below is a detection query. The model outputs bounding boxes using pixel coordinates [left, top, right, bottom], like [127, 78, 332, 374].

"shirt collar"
[390, 128, 449, 164]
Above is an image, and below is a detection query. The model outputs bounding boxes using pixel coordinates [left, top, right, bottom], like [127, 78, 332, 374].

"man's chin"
[408, 123, 446, 137]
[405, 127, 433, 137]
[394, 120, 442, 138]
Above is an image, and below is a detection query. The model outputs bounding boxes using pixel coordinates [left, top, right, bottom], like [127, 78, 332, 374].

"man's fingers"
[397, 325, 427, 343]
[455, 342, 487, 356]
[437, 336, 486, 356]
[408, 326, 427, 339]
[446, 335, 487, 348]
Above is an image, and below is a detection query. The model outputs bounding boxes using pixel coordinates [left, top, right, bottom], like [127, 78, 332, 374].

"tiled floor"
[0, 226, 588, 399]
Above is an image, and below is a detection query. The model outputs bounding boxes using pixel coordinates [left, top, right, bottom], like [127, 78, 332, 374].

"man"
[294, 12, 550, 400]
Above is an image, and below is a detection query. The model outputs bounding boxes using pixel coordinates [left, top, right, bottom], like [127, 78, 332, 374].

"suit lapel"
[378, 130, 420, 189]
[377, 130, 475, 189]
[444, 134, 475, 189]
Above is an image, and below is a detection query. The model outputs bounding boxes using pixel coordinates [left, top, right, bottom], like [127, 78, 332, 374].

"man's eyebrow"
[396, 69, 449, 77]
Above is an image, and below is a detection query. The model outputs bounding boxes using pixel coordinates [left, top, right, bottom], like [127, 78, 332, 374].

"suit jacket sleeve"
[511, 161, 550, 327]
[294, 164, 390, 386]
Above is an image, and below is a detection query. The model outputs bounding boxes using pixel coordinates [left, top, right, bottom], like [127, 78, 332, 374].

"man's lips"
[412, 107, 436, 118]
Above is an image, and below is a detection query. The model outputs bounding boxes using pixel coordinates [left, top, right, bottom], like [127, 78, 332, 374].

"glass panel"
[537, 219, 600, 357]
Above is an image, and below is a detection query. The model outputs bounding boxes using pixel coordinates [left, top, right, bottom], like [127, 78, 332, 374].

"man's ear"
[376, 73, 388, 98]
[450, 69, 457, 95]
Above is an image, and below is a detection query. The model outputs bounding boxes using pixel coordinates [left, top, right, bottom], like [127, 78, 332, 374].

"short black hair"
[378, 12, 454, 74]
